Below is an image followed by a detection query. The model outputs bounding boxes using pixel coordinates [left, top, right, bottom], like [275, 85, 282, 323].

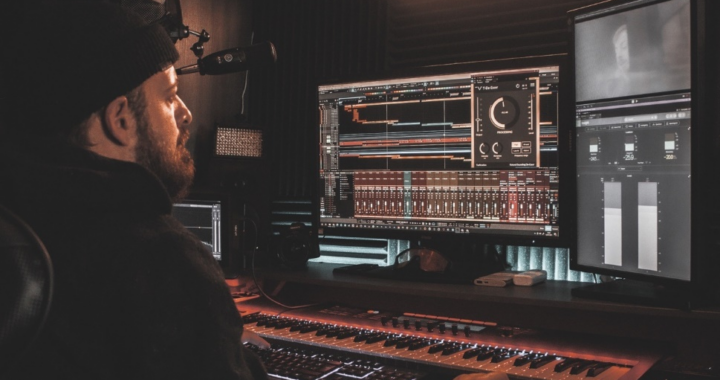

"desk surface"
[256, 262, 720, 317]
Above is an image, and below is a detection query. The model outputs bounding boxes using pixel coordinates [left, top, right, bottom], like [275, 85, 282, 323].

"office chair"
[0, 204, 53, 374]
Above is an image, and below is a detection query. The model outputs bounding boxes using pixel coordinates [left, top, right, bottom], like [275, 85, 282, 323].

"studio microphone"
[176, 41, 277, 75]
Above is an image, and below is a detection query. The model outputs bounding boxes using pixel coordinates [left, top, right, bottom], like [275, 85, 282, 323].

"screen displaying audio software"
[318, 65, 561, 239]
[574, 0, 691, 281]
[172, 199, 223, 261]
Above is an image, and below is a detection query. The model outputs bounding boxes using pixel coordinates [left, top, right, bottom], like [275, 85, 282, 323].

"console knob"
[492, 142, 503, 154]
[439, 324, 447, 334]
[392, 318, 399, 328]
[381, 316, 390, 326]
[415, 321, 422, 331]
[478, 142, 488, 155]
[489, 96, 520, 130]
[464, 325, 471, 337]
[403, 319, 410, 329]
[451, 324, 459, 336]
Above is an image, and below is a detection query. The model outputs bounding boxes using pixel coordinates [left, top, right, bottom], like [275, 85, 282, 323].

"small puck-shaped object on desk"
[513, 270, 547, 286]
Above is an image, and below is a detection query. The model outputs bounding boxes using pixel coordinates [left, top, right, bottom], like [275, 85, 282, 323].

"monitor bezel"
[313, 54, 575, 251]
[567, 0, 716, 290]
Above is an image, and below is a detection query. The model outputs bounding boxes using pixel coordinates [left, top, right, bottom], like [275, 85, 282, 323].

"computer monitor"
[316, 56, 571, 258]
[569, 0, 720, 307]
[172, 194, 226, 263]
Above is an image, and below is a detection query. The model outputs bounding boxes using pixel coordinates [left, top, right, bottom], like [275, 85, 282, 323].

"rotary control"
[492, 142, 503, 154]
[471, 72, 539, 169]
[489, 96, 520, 130]
[478, 142, 488, 155]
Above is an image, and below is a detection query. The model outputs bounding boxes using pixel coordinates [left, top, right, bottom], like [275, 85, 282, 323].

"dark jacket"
[0, 144, 267, 380]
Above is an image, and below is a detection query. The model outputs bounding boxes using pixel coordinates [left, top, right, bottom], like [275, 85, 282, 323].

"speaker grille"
[215, 127, 263, 158]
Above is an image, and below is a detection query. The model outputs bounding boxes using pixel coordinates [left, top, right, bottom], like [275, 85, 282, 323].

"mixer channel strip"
[243, 313, 634, 380]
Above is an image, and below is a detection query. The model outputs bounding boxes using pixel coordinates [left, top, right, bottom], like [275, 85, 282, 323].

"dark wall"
[176, 0, 253, 186]
[175, 0, 272, 271]
[247, 0, 390, 201]
[385, 0, 599, 67]
[246, 0, 597, 203]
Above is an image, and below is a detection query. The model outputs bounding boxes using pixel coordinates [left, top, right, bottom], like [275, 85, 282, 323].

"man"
[604, 23, 632, 99]
[612, 24, 630, 77]
[0, 2, 267, 379]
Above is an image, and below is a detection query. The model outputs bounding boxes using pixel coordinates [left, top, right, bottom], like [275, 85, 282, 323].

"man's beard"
[134, 115, 195, 203]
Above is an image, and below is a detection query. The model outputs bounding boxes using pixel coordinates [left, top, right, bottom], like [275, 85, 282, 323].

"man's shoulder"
[100, 212, 226, 292]
[100, 212, 199, 251]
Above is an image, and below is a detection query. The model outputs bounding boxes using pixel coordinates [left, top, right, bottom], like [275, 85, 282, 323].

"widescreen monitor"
[569, 0, 719, 306]
[316, 56, 571, 254]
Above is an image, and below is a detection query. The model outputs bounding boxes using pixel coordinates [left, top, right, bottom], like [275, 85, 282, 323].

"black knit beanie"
[4, 1, 179, 138]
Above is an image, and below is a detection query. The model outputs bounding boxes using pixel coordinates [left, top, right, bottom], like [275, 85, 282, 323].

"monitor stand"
[571, 279, 696, 310]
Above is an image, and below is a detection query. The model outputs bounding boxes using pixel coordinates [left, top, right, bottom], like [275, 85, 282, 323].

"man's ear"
[102, 95, 137, 147]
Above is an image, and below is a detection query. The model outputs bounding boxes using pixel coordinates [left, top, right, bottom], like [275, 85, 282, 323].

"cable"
[240, 62, 249, 116]
[231, 196, 271, 259]
[239, 32, 253, 117]
[251, 249, 320, 310]
[245, 217, 321, 310]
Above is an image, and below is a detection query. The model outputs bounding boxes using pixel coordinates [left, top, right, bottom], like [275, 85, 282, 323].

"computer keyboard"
[245, 343, 429, 380]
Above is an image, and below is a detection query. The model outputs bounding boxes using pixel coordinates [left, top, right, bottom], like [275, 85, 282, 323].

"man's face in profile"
[134, 66, 195, 201]
[613, 26, 630, 73]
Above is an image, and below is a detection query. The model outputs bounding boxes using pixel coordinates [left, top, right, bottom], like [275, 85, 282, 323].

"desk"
[248, 262, 720, 368]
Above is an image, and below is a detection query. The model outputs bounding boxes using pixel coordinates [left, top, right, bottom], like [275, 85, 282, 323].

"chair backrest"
[0, 204, 53, 374]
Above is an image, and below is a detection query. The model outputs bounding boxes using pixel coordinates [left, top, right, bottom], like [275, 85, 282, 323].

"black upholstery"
[0, 204, 53, 374]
